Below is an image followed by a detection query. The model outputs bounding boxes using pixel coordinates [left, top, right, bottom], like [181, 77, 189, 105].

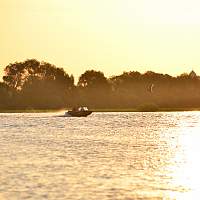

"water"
[0, 112, 200, 200]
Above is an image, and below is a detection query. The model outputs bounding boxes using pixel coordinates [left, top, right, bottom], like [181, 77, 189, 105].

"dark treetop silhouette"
[1, 59, 200, 110]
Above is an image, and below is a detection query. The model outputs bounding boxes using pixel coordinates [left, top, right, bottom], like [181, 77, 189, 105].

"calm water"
[0, 112, 200, 200]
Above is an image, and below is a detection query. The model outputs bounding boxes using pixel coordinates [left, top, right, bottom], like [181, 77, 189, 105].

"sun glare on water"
[167, 116, 200, 199]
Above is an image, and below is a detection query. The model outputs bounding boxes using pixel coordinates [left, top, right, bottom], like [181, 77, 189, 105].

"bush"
[137, 103, 159, 112]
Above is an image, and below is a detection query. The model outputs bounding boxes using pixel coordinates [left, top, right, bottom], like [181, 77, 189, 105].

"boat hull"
[67, 110, 92, 117]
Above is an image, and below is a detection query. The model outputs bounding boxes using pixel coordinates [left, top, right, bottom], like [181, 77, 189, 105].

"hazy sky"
[1, 0, 200, 79]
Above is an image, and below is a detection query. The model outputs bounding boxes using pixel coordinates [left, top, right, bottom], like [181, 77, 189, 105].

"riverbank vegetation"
[1, 59, 200, 111]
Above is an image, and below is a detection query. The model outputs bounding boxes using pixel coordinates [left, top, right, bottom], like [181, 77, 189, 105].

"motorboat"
[65, 107, 92, 117]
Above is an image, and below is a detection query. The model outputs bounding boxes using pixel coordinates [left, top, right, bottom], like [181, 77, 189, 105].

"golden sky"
[1, 0, 200, 78]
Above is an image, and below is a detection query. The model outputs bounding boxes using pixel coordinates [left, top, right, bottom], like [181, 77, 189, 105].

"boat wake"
[55, 113, 72, 117]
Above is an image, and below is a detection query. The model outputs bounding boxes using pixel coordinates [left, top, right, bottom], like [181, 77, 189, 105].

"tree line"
[0, 59, 200, 110]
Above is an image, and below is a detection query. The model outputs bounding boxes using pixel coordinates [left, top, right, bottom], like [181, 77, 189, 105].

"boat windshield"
[83, 107, 88, 111]
[78, 107, 88, 111]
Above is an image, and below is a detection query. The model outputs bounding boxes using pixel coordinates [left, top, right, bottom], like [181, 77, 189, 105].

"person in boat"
[72, 106, 89, 112]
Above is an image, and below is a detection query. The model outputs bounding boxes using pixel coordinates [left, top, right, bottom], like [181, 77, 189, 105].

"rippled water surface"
[1, 112, 200, 200]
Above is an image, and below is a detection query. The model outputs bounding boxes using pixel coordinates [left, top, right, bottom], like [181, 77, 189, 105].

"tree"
[3, 59, 40, 90]
[77, 70, 111, 107]
[0, 82, 12, 109]
[3, 59, 75, 109]
[78, 70, 109, 88]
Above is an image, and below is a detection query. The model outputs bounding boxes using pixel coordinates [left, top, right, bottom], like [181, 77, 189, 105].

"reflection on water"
[0, 112, 200, 199]
[169, 125, 200, 200]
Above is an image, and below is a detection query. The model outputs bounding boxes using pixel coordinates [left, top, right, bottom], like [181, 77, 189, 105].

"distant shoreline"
[1, 108, 200, 113]
[93, 108, 200, 112]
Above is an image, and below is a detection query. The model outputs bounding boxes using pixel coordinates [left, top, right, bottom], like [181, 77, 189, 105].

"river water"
[0, 112, 200, 200]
